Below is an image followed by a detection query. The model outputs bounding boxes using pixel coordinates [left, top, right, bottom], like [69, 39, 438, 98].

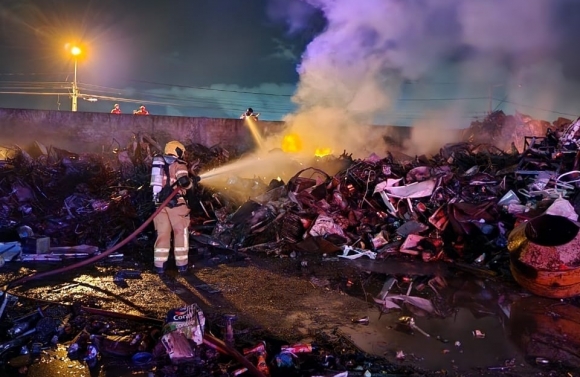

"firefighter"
[134, 105, 149, 115]
[111, 104, 121, 114]
[240, 107, 259, 120]
[151, 140, 198, 275]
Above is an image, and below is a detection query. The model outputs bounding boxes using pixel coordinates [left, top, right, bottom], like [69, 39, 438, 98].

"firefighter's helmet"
[164, 140, 185, 158]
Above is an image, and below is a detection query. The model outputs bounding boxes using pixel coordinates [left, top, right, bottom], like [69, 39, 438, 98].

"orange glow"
[314, 147, 333, 157]
[281, 133, 303, 153]
[64, 43, 83, 57]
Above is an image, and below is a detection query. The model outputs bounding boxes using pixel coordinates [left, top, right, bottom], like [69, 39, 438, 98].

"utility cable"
[125, 78, 294, 97]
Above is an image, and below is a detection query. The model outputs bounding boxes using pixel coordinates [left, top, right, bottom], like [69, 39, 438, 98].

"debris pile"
[1, 113, 580, 288]
[0, 294, 423, 376]
[2, 111, 580, 375]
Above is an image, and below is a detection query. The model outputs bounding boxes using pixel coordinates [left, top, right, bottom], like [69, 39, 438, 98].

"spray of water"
[244, 117, 265, 151]
[199, 149, 306, 185]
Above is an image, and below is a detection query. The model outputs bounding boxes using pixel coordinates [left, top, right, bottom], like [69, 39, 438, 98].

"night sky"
[1, 0, 580, 144]
[0, 0, 318, 119]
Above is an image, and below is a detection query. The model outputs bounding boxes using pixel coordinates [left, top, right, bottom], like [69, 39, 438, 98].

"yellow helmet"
[164, 140, 186, 158]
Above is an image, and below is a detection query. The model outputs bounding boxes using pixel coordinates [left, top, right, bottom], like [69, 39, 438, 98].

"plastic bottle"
[280, 343, 317, 354]
[243, 341, 266, 355]
[68, 329, 90, 359]
[256, 352, 270, 376]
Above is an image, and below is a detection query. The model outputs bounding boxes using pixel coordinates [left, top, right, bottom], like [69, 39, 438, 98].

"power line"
[0, 91, 69, 96]
[2, 76, 577, 120]
[125, 79, 295, 97]
[397, 96, 488, 101]
[492, 97, 578, 118]
[0, 72, 70, 76]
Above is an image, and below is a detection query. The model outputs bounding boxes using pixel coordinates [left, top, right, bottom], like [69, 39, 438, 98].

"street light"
[68, 44, 82, 112]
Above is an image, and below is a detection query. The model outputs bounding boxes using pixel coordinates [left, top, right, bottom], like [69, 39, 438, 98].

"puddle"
[340, 276, 580, 376]
[341, 307, 526, 372]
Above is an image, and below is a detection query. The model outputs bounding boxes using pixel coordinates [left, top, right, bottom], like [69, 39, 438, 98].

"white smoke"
[268, 0, 575, 157]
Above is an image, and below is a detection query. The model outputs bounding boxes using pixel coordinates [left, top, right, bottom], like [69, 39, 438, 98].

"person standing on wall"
[240, 107, 259, 121]
[134, 105, 149, 115]
[150, 140, 199, 276]
[111, 104, 122, 114]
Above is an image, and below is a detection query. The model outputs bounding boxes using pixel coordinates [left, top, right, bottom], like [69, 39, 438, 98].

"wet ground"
[1, 247, 580, 377]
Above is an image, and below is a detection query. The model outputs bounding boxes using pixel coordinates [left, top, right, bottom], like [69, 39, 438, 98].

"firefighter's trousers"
[153, 204, 190, 269]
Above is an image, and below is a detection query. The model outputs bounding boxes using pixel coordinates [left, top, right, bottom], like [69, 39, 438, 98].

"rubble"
[1, 110, 580, 376]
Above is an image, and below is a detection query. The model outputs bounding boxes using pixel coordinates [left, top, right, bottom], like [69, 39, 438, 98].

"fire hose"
[1, 186, 268, 377]
[6, 187, 182, 289]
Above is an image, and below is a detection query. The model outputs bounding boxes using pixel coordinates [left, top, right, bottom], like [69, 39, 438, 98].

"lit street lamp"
[68, 45, 82, 112]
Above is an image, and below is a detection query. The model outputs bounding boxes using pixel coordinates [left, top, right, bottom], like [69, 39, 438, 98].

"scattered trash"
[472, 329, 486, 339]
[351, 316, 370, 325]
[223, 314, 237, 346]
[2, 110, 580, 376]
[243, 341, 266, 355]
[132, 351, 153, 365]
[274, 351, 295, 368]
[339, 246, 377, 260]
[399, 316, 430, 337]
[396, 350, 405, 360]
[280, 343, 316, 353]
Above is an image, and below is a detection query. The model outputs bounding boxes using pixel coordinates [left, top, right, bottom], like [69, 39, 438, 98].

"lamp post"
[69, 45, 82, 112]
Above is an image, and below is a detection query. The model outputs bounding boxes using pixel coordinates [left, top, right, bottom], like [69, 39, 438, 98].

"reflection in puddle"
[342, 306, 526, 372]
[341, 273, 580, 375]
[510, 297, 580, 368]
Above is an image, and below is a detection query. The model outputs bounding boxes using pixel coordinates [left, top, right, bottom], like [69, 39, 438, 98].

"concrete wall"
[0, 107, 412, 155]
[0, 108, 287, 154]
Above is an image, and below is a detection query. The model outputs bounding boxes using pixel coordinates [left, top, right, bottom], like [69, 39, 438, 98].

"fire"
[281, 133, 303, 153]
[315, 147, 333, 157]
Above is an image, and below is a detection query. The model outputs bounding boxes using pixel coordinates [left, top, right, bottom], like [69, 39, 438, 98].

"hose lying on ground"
[2, 187, 268, 377]
[6, 187, 181, 289]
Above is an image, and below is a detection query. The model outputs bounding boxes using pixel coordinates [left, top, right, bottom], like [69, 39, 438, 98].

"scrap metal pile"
[1, 112, 580, 279]
[2, 111, 580, 375]
[208, 112, 580, 282]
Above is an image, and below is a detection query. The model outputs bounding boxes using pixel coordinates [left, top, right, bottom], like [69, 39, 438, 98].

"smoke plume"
[268, 0, 574, 157]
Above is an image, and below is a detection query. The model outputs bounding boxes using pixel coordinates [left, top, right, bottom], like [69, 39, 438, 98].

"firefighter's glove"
[192, 175, 201, 184]
[177, 176, 192, 189]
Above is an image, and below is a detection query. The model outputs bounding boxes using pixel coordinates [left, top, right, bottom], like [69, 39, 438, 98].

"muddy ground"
[1, 244, 577, 377]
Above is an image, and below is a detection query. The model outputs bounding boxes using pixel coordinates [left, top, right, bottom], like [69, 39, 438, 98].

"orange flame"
[315, 147, 333, 157]
[281, 133, 303, 153]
